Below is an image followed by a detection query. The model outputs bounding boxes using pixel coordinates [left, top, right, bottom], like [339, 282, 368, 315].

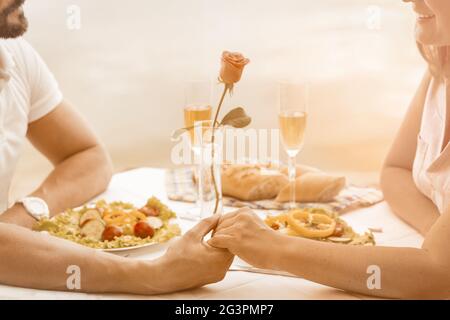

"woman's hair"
[417, 44, 450, 79]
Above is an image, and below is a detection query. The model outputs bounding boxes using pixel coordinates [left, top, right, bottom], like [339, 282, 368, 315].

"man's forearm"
[0, 145, 113, 228]
[0, 223, 167, 294]
[380, 166, 439, 236]
[34, 144, 113, 216]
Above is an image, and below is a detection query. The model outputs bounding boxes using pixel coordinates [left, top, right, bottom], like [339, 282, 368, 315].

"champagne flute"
[278, 82, 309, 209]
[183, 81, 213, 218]
[184, 81, 213, 152]
[192, 120, 223, 218]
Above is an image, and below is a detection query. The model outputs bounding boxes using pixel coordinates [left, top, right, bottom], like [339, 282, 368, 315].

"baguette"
[276, 172, 346, 203]
[221, 164, 288, 201]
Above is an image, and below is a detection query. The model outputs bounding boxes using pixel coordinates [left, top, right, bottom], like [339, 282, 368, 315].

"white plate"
[50, 199, 181, 253]
[100, 240, 168, 253]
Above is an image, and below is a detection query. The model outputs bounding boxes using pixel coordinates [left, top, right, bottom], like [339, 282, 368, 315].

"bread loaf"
[275, 172, 346, 203]
[221, 164, 288, 201]
[221, 163, 346, 203]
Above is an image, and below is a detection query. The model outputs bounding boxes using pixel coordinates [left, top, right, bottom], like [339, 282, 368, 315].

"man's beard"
[0, 0, 28, 39]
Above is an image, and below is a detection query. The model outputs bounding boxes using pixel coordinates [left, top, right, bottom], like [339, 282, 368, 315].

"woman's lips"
[416, 13, 435, 22]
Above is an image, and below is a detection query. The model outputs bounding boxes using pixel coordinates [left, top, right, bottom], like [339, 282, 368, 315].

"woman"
[209, 0, 450, 299]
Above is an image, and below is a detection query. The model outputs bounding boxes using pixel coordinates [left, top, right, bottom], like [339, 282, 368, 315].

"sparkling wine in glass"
[278, 82, 309, 209]
[184, 105, 212, 151]
[183, 81, 213, 219]
[279, 111, 307, 156]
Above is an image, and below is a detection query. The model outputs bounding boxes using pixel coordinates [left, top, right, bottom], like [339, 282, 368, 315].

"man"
[0, 0, 232, 294]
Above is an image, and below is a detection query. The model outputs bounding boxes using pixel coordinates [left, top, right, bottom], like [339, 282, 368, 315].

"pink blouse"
[412, 77, 450, 215]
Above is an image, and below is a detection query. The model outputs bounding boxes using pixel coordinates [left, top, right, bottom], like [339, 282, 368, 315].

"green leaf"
[220, 107, 252, 128]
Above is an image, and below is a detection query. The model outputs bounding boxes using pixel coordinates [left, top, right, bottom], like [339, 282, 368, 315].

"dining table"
[0, 167, 424, 300]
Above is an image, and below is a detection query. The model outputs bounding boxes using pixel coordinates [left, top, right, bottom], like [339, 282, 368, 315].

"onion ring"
[286, 210, 336, 238]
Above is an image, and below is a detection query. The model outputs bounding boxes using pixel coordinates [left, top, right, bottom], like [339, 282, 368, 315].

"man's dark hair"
[0, 0, 28, 39]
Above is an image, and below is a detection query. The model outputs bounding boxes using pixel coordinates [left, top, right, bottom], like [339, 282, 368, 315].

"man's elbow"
[93, 144, 114, 193]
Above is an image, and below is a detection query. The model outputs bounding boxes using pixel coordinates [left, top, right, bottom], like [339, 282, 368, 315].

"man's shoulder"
[0, 37, 41, 82]
[0, 37, 34, 59]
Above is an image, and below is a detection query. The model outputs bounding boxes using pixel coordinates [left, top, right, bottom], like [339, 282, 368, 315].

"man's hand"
[208, 208, 280, 270]
[0, 216, 232, 295]
[154, 215, 234, 293]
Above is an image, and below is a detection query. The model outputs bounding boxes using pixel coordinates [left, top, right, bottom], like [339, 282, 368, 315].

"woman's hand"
[208, 208, 281, 270]
[154, 214, 234, 293]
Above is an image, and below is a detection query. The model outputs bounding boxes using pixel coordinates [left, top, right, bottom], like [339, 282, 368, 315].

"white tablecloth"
[0, 168, 423, 300]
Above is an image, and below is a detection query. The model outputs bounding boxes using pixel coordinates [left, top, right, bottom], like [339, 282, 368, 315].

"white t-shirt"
[0, 38, 63, 213]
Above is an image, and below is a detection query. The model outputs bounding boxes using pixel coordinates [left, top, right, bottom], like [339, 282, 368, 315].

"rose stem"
[210, 84, 229, 214]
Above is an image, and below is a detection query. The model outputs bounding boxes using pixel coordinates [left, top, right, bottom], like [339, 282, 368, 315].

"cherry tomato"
[102, 226, 123, 242]
[271, 223, 280, 230]
[134, 221, 155, 239]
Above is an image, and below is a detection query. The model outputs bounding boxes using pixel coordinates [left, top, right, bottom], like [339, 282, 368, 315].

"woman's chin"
[415, 27, 438, 46]
[414, 25, 450, 46]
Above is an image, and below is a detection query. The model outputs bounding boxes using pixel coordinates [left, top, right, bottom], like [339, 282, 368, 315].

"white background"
[12, 0, 424, 195]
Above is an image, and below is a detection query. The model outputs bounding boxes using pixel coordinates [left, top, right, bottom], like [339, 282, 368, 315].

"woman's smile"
[413, 6, 436, 23]
[416, 13, 435, 22]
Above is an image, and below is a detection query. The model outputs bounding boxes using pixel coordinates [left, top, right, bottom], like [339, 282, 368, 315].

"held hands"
[157, 214, 234, 292]
[208, 208, 280, 270]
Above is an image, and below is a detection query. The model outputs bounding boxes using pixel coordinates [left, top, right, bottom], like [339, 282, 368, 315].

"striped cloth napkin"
[166, 167, 384, 213]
